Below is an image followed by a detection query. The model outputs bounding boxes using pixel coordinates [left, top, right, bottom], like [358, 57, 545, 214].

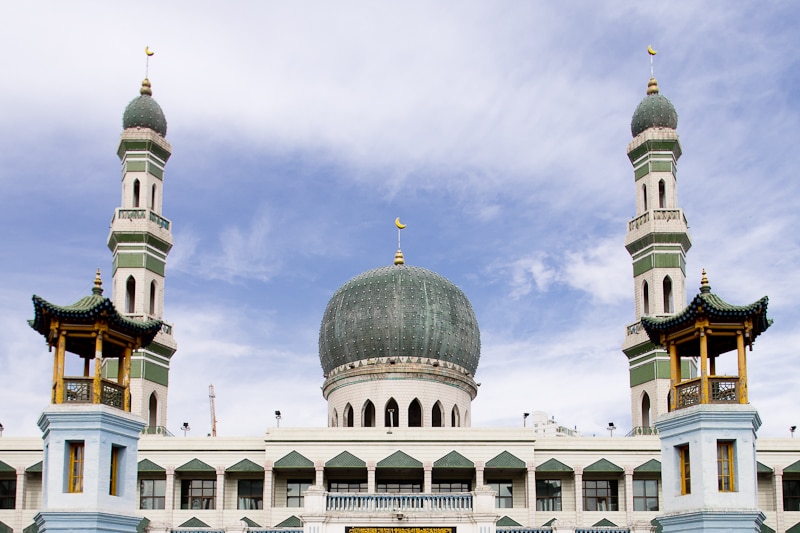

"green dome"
[631, 77, 678, 137]
[122, 79, 167, 137]
[319, 265, 481, 376]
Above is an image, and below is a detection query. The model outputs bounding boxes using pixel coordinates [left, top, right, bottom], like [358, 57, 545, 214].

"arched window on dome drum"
[451, 405, 460, 428]
[332, 409, 338, 427]
[658, 179, 666, 208]
[641, 392, 651, 428]
[362, 401, 375, 427]
[151, 183, 157, 211]
[344, 403, 354, 427]
[385, 398, 399, 427]
[432, 402, 444, 427]
[149, 281, 157, 316]
[642, 281, 650, 315]
[148, 392, 158, 428]
[642, 184, 648, 212]
[408, 399, 422, 427]
[663, 276, 673, 314]
[133, 179, 140, 208]
[125, 276, 136, 313]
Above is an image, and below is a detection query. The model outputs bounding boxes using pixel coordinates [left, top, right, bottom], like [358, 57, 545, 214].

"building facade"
[1, 72, 799, 533]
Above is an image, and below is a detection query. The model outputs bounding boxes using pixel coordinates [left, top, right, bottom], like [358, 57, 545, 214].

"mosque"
[0, 63, 799, 533]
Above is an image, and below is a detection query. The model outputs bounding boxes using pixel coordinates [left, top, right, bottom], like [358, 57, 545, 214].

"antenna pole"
[209, 384, 217, 437]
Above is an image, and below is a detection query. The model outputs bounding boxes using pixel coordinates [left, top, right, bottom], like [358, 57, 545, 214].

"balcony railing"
[114, 208, 170, 230]
[498, 529, 552, 533]
[326, 493, 473, 512]
[675, 376, 740, 409]
[141, 425, 175, 436]
[63, 377, 125, 409]
[628, 209, 687, 232]
[627, 426, 659, 436]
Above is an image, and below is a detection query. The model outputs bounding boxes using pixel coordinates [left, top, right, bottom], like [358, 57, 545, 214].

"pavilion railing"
[326, 493, 473, 512]
[63, 377, 125, 409]
[675, 376, 740, 409]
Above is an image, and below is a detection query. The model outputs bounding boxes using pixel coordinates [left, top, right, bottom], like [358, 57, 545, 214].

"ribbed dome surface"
[631, 94, 678, 137]
[122, 80, 167, 137]
[319, 265, 481, 375]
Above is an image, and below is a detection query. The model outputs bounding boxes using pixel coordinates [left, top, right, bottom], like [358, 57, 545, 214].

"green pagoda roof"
[584, 458, 623, 473]
[496, 516, 522, 527]
[536, 458, 573, 473]
[179, 517, 209, 528]
[641, 276, 770, 358]
[175, 459, 215, 473]
[634, 459, 661, 473]
[29, 275, 162, 358]
[138, 459, 166, 473]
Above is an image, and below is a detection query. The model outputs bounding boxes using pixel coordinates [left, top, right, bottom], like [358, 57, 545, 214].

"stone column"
[527, 462, 537, 526]
[367, 462, 376, 493]
[14, 467, 25, 528]
[264, 462, 274, 527]
[216, 467, 225, 521]
[624, 466, 634, 523]
[165, 467, 175, 513]
[774, 468, 784, 533]
[475, 461, 485, 487]
[315, 461, 325, 488]
[574, 467, 583, 526]
[424, 462, 433, 493]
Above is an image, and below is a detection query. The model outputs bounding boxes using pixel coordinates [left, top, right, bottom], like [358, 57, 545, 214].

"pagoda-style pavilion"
[641, 270, 770, 411]
[29, 270, 162, 412]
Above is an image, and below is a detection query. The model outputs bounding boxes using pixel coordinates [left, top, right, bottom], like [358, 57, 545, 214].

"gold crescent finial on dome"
[394, 218, 407, 265]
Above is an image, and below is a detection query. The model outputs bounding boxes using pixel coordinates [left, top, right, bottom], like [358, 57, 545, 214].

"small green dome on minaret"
[122, 79, 167, 137]
[631, 77, 678, 137]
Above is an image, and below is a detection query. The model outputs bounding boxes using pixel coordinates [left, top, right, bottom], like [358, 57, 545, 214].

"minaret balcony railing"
[675, 376, 740, 409]
[628, 209, 687, 232]
[114, 208, 171, 230]
[124, 314, 173, 335]
[326, 492, 473, 512]
[60, 377, 125, 409]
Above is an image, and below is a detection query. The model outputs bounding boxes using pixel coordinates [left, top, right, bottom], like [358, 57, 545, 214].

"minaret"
[106, 77, 177, 432]
[622, 74, 693, 432]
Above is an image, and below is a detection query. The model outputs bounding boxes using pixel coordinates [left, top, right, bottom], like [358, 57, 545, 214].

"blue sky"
[1, 2, 798, 438]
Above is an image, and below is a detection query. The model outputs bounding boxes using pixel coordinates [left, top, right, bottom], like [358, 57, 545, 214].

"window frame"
[139, 478, 166, 510]
[633, 478, 659, 511]
[535, 478, 562, 511]
[286, 479, 312, 507]
[109, 446, 120, 496]
[376, 481, 422, 494]
[237, 478, 264, 510]
[0, 478, 16, 509]
[488, 480, 513, 508]
[431, 480, 471, 493]
[68, 441, 85, 493]
[678, 444, 691, 495]
[783, 479, 800, 511]
[180, 478, 216, 510]
[717, 440, 735, 492]
[582, 479, 619, 512]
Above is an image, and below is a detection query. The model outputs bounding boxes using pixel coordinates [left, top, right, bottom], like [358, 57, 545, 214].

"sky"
[1, 2, 798, 439]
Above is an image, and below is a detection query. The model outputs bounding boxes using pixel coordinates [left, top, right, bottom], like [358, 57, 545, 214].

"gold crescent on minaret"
[145, 46, 155, 56]
[395, 217, 407, 229]
[647, 44, 657, 56]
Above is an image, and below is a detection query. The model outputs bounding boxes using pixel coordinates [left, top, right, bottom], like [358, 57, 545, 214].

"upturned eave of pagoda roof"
[30, 294, 162, 345]
[641, 290, 770, 347]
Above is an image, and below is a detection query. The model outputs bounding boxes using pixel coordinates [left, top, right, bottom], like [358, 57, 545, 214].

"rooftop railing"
[326, 492, 473, 512]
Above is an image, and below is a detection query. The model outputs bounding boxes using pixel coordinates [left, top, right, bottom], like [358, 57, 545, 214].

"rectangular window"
[582, 480, 618, 511]
[109, 446, 120, 496]
[717, 441, 735, 492]
[238, 479, 263, 510]
[0, 479, 15, 509]
[140, 479, 166, 509]
[678, 444, 691, 495]
[488, 481, 513, 508]
[633, 479, 659, 511]
[376, 481, 422, 494]
[286, 480, 312, 507]
[328, 481, 367, 493]
[431, 481, 471, 493]
[536, 479, 561, 511]
[180, 479, 216, 509]
[784, 479, 800, 511]
[68, 442, 85, 493]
